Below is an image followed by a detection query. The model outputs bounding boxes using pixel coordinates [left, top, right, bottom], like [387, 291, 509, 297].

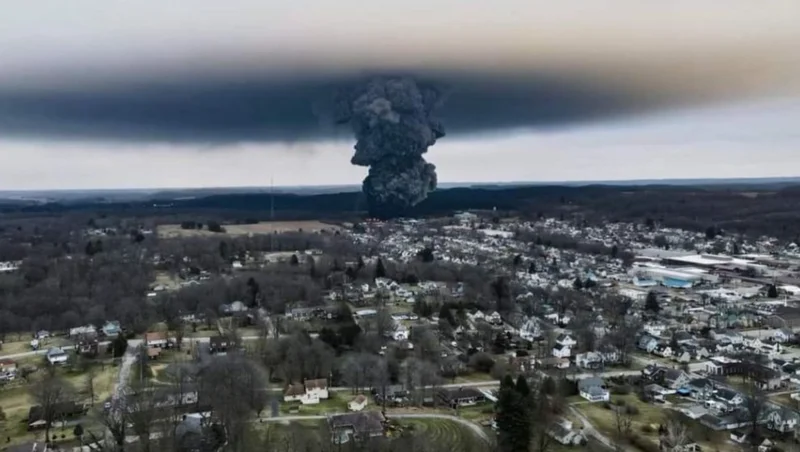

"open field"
[157, 221, 342, 238]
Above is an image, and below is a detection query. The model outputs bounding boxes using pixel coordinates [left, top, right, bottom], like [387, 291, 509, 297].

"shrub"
[602, 402, 612, 410]
[641, 424, 653, 434]
[612, 384, 632, 395]
[626, 405, 640, 415]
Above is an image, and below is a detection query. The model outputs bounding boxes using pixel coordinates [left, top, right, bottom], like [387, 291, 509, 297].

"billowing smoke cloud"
[333, 77, 445, 217]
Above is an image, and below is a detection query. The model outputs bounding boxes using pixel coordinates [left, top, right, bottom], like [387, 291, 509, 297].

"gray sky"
[1, 0, 799, 189]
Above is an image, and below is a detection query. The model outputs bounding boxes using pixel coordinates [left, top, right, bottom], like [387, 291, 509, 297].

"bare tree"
[29, 370, 73, 443]
[612, 404, 633, 451]
[741, 383, 768, 448]
[85, 365, 97, 406]
[661, 418, 690, 452]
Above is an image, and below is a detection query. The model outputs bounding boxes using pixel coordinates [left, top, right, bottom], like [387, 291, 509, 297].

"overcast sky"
[1, 0, 799, 189]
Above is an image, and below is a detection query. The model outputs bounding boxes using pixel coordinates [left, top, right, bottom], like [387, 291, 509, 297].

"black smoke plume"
[334, 77, 445, 218]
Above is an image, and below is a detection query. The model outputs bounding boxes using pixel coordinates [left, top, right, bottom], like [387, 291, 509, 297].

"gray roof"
[578, 377, 605, 392]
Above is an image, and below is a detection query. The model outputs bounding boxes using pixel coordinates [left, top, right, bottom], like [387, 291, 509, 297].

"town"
[2, 211, 800, 452]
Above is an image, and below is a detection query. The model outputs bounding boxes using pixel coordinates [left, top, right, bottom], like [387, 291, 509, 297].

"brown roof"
[285, 383, 305, 397]
[352, 395, 367, 404]
[305, 378, 328, 390]
[0, 359, 16, 368]
[145, 331, 167, 342]
[147, 348, 161, 358]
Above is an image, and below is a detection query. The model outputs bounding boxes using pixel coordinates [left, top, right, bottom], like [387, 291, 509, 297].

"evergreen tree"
[289, 254, 300, 266]
[767, 284, 778, 298]
[375, 258, 386, 279]
[611, 244, 619, 259]
[573, 277, 584, 290]
[645, 291, 661, 314]
[496, 375, 532, 452]
[528, 262, 536, 274]
[357, 256, 365, 270]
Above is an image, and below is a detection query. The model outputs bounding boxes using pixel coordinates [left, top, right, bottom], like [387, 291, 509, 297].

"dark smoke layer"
[334, 77, 445, 218]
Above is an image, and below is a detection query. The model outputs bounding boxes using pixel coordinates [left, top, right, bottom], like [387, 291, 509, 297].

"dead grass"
[157, 221, 342, 238]
[574, 394, 666, 450]
[1, 337, 69, 358]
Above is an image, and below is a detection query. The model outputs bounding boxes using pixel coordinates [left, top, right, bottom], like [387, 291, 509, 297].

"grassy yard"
[573, 394, 666, 451]
[393, 419, 489, 451]
[454, 372, 496, 384]
[1, 337, 70, 358]
[0, 358, 117, 447]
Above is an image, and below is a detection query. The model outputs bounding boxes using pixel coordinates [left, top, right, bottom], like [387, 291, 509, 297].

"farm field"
[157, 221, 342, 238]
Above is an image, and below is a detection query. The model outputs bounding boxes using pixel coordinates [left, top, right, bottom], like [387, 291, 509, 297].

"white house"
[304, 379, 329, 400]
[487, 311, 502, 325]
[552, 344, 571, 359]
[348, 395, 368, 412]
[555, 334, 577, 348]
[644, 323, 667, 338]
[46, 347, 68, 365]
[772, 329, 794, 344]
[69, 325, 96, 337]
[578, 377, 609, 402]
[653, 345, 673, 358]
[766, 408, 799, 433]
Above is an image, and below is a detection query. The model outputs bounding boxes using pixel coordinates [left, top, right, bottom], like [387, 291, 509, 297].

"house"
[653, 344, 673, 358]
[348, 395, 368, 412]
[644, 384, 673, 402]
[578, 377, 609, 402]
[730, 430, 748, 444]
[714, 388, 744, 407]
[45, 347, 68, 365]
[487, 311, 502, 325]
[328, 411, 386, 444]
[555, 333, 577, 348]
[638, 335, 658, 353]
[372, 385, 409, 406]
[69, 325, 96, 338]
[76, 334, 99, 356]
[575, 352, 604, 369]
[144, 331, 170, 348]
[662, 369, 690, 390]
[27, 401, 86, 430]
[552, 344, 571, 359]
[547, 418, 585, 446]
[35, 330, 50, 340]
[436, 387, 484, 408]
[687, 378, 716, 400]
[101, 321, 122, 338]
[0, 359, 17, 381]
[305, 379, 329, 400]
[644, 323, 667, 337]
[754, 368, 783, 391]
[765, 407, 799, 433]
[773, 328, 793, 344]
[284, 384, 317, 405]
[519, 317, 542, 341]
